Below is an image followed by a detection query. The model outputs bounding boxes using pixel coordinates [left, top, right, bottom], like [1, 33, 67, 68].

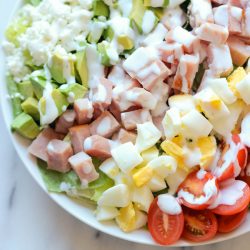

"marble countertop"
[0, 113, 250, 250]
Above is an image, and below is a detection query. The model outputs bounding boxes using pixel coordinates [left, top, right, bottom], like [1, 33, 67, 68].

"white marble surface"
[0, 112, 250, 250]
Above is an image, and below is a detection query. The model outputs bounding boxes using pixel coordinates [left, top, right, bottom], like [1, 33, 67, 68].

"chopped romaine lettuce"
[37, 158, 114, 202]
[24, 0, 41, 6]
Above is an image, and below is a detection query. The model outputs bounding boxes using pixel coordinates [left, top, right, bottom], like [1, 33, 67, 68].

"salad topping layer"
[3, 0, 250, 245]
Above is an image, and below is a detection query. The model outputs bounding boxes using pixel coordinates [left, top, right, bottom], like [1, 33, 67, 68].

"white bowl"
[1, 0, 250, 246]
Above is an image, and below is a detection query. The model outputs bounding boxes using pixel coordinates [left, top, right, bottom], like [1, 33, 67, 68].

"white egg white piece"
[236, 74, 250, 105]
[98, 184, 130, 207]
[99, 158, 120, 179]
[96, 206, 120, 221]
[135, 122, 162, 152]
[148, 174, 167, 192]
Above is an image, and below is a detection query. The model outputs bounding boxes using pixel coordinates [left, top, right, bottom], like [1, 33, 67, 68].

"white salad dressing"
[86, 45, 104, 88]
[83, 137, 92, 151]
[183, 146, 201, 168]
[240, 113, 250, 147]
[178, 177, 218, 205]
[157, 194, 182, 215]
[196, 169, 207, 180]
[208, 180, 246, 209]
[39, 65, 59, 125]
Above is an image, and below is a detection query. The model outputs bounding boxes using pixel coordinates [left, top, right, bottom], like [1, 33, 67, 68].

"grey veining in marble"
[1, 110, 250, 250]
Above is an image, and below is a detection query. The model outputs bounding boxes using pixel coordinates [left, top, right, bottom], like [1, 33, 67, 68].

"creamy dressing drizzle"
[208, 180, 246, 209]
[157, 194, 182, 215]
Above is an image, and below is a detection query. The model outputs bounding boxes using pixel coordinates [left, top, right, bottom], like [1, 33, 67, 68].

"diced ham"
[229, 0, 250, 8]
[158, 42, 184, 64]
[213, 5, 243, 34]
[89, 77, 113, 113]
[172, 54, 199, 93]
[195, 22, 229, 44]
[55, 110, 76, 134]
[28, 128, 62, 161]
[241, 7, 250, 38]
[198, 41, 209, 63]
[165, 26, 200, 54]
[68, 152, 99, 185]
[227, 36, 250, 66]
[69, 125, 90, 153]
[123, 87, 157, 110]
[150, 81, 170, 101]
[121, 109, 152, 130]
[112, 128, 137, 144]
[211, 0, 228, 4]
[135, 60, 171, 91]
[207, 43, 233, 77]
[109, 100, 122, 122]
[74, 98, 93, 125]
[189, 0, 214, 28]
[46, 139, 73, 173]
[89, 111, 120, 138]
[84, 135, 116, 159]
[123, 47, 158, 78]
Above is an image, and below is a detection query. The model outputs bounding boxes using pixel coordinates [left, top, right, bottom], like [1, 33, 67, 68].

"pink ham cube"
[28, 127, 63, 161]
[207, 43, 233, 77]
[74, 98, 94, 125]
[84, 135, 116, 160]
[89, 111, 120, 138]
[55, 110, 76, 134]
[112, 128, 137, 144]
[227, 36, 250, 66]
[241, 7, 250, 38]
[69, 125, 91, 153]
[89, 77, 113, 113]
[195, 22, 229, 44]
[158, 42, 184, 64]
[136, 60, 171, 91]
[165, 26, 200, 54]
[121, 109, 152, 130]
[68, 152, 99, 185]
[172, 54, 199, 93]
[189, 0, 214, 28]
[47, 139, 73, 173]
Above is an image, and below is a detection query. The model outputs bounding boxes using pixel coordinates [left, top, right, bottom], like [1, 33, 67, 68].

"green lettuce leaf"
[37, 158, 114, 202]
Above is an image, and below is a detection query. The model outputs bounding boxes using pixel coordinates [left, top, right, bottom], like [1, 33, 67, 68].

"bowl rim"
[1, 0, 250, 247]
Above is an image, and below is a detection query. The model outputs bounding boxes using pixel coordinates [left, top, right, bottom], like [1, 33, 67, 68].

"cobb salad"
[3, 0, 250, 245]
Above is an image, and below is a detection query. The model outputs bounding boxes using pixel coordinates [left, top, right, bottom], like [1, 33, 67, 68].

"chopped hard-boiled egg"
[182, 146, 201, 168]
[116, 202, 136, 232]
[194, 87, 230, 120]
[227, 67, 246, 96]
[116, 203, 147, 232]
[197, 136, 217, 169]
[206, 78, 237, 105]
[162, 107, 182, 139]
[168, 94, 196, 115]
[141, 146, 159, 163]
[147, 155, 177, 178]
[98, 184, 130, 207]
[148, 174, 167, 192]
[96, 206, 120, 221]
[99, 158, 120, 179]
[131, 185, 154, 212]
[161, 140, 184, 158]
[132, 166, 153, 187]
[236, 74, 250, 105]
[210, 100, 244, 136]
[111, 142, 143, 173]
[181, 110, 213, 139]
[135, 122, 162, 152]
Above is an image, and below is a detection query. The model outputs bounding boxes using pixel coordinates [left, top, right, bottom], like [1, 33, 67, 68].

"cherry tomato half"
[211, 180, 250, 215]
[182, 208, 218, 242]
[217, 207, 248, 233]
[215, 134, 247, 182]
[177, 170, 218, 210]
[148, 198, 184, 245]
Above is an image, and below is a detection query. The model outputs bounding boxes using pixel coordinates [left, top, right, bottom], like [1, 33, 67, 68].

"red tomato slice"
[148, 198, 184, 245]
[177, 170, 219, 210]
[237, 159, 250, 187]
[217, 207, 248, 233]
[182, 208, 218, 242]
[215, 134, 247, 182]
[211, 181, 250, 215]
